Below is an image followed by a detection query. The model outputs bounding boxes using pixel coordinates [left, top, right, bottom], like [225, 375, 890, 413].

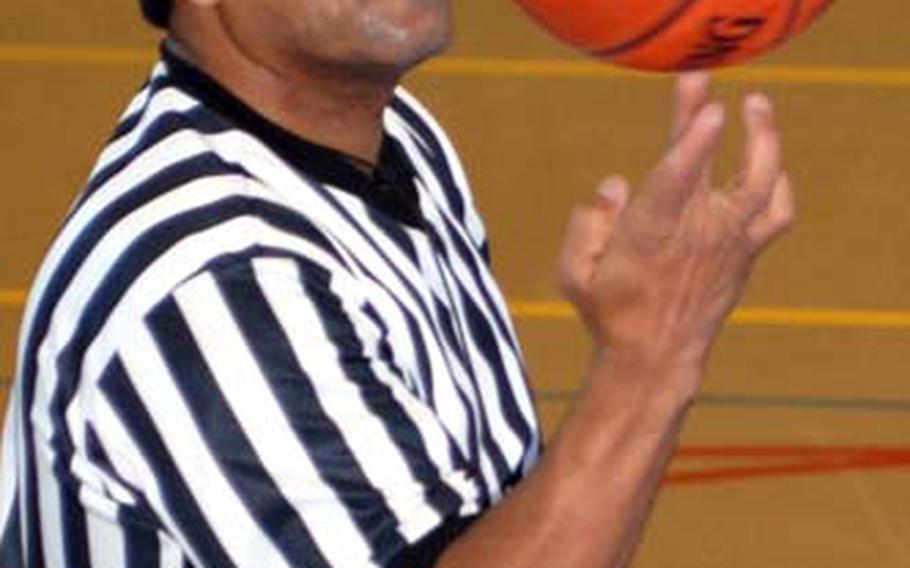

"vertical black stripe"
[360, 303, 481, 500]
[434, 212, 521, 353]
[124, 524, 160, 568]
[87, 427, 162, 568]
[213, 259, 409, 560]
[428, 291, 510, 485]
[147, 296, 332, 568]
[59, 480, 91, 568]
[99, 357, 236, 568]
[0, 495, 24, 568]
[293, 261, 468, 523]
[361, 304, 431, 405]
[388, 101, 466, 222]
[432, 225, 536, 469]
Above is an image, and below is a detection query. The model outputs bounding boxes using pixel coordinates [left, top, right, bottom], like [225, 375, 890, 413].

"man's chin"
[344, 32, 451, 81]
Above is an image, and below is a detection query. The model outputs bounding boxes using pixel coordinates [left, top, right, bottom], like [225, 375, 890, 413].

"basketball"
[515, 0, 836, 71]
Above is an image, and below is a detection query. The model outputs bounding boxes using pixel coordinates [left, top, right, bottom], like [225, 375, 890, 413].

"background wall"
[2, 1, 910, 566]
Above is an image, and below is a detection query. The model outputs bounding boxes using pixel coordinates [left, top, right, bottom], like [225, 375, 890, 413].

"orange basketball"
[515, 0, 836, 71]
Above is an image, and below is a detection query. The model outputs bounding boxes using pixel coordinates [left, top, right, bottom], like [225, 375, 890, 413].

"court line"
[510, 301, 910, 329]
[665, 445, 910, 486]
[1, 43, 910, 87]
[0, 290, 27, 307]
[2, 289, 910, 330]
[0, 370, 904, 484]
[536, 390, 910, 413]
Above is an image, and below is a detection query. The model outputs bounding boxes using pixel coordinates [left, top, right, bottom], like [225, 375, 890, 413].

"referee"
[0, 0, 794, 567]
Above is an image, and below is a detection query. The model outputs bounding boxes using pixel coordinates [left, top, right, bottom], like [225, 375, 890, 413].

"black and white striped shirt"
[0, 45, 541, 568]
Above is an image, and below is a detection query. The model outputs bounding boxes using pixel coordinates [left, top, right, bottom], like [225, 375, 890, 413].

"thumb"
[558, 176, 630, 304]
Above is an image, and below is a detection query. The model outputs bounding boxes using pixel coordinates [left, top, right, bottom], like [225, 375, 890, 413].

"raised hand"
[558, 73, 795, 376]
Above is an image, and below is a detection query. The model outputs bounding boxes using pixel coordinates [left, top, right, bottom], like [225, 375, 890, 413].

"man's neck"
[168, 19, 398, 166]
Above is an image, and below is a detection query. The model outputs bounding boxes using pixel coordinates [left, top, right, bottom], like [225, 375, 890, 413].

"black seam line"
[591, 0, 703, 58]
[535, 390, 910, 412]
[776, 0, 804, 47]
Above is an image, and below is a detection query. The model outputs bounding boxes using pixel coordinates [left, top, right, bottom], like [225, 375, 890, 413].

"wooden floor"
[2, 1, 910, 566]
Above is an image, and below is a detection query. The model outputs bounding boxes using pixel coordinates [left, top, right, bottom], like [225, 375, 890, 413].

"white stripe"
[86, 512, 126, 568]
[116, 63, 167, 127]
[174, 271, 376, 568]
[34, 435, 66, 568]
[0, 380, 21, 539]
[119, 325, 290, 568]
[159, 532, 186, 568]
[90, 87, 200, 178]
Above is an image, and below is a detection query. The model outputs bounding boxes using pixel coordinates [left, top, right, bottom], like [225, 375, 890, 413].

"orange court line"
[0, 290, 27, 307]
[2, 43, 910, 88]
[664, 445, 910, 486]
[509, 301, 910, 329]
[2, 290, 910, 329]
[675, 445, 910, 458]
[0, 44, 155, 66]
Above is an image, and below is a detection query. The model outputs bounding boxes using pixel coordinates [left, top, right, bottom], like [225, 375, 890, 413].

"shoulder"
[57, 70, 357, 358]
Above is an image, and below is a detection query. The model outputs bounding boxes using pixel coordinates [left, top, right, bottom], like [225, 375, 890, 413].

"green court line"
[536, 389, 910, 413]
[2, 43, 910, 88]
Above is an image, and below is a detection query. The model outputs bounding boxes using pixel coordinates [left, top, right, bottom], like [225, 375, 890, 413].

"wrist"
[587, 343, 705, 407]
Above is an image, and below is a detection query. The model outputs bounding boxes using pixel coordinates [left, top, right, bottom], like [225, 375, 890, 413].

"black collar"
[160, 42, 426, 229]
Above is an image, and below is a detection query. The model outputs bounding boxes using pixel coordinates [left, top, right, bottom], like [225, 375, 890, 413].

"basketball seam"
[590, 0, 703, 58]
[775, 0, 804, 46]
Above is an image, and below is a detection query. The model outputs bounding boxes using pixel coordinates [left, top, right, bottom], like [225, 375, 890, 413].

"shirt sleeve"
[93, 251, 483, 568]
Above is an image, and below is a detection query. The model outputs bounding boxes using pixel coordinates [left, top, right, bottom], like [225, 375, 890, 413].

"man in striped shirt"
[0, 0, 795, 567]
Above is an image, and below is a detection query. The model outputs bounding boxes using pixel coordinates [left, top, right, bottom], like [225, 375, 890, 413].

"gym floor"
[2, 1, 909, 566]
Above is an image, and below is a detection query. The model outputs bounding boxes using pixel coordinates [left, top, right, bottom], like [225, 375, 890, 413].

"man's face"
[218, 0, 453, 77]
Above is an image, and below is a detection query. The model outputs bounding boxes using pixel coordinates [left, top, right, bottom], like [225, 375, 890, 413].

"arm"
[436, 73, 795, 568]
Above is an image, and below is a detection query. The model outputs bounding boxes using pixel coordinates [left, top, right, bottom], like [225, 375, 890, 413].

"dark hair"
[139, 0, 174, 28]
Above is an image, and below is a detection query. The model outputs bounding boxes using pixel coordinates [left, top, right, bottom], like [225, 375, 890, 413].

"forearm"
[437, 348, 700, 568]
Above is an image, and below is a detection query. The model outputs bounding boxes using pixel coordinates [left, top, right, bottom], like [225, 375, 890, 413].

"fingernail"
[746, 93, 773, 114]
[597, 177, 625, 205]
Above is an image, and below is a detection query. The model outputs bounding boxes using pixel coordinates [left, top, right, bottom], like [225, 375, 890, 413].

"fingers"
[671, 72, 712, 143]
[558, 177, 629, 301]
[747, 172, 796, 250]
[731, 94, 782, 222]
[640, 103, 726, 228]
